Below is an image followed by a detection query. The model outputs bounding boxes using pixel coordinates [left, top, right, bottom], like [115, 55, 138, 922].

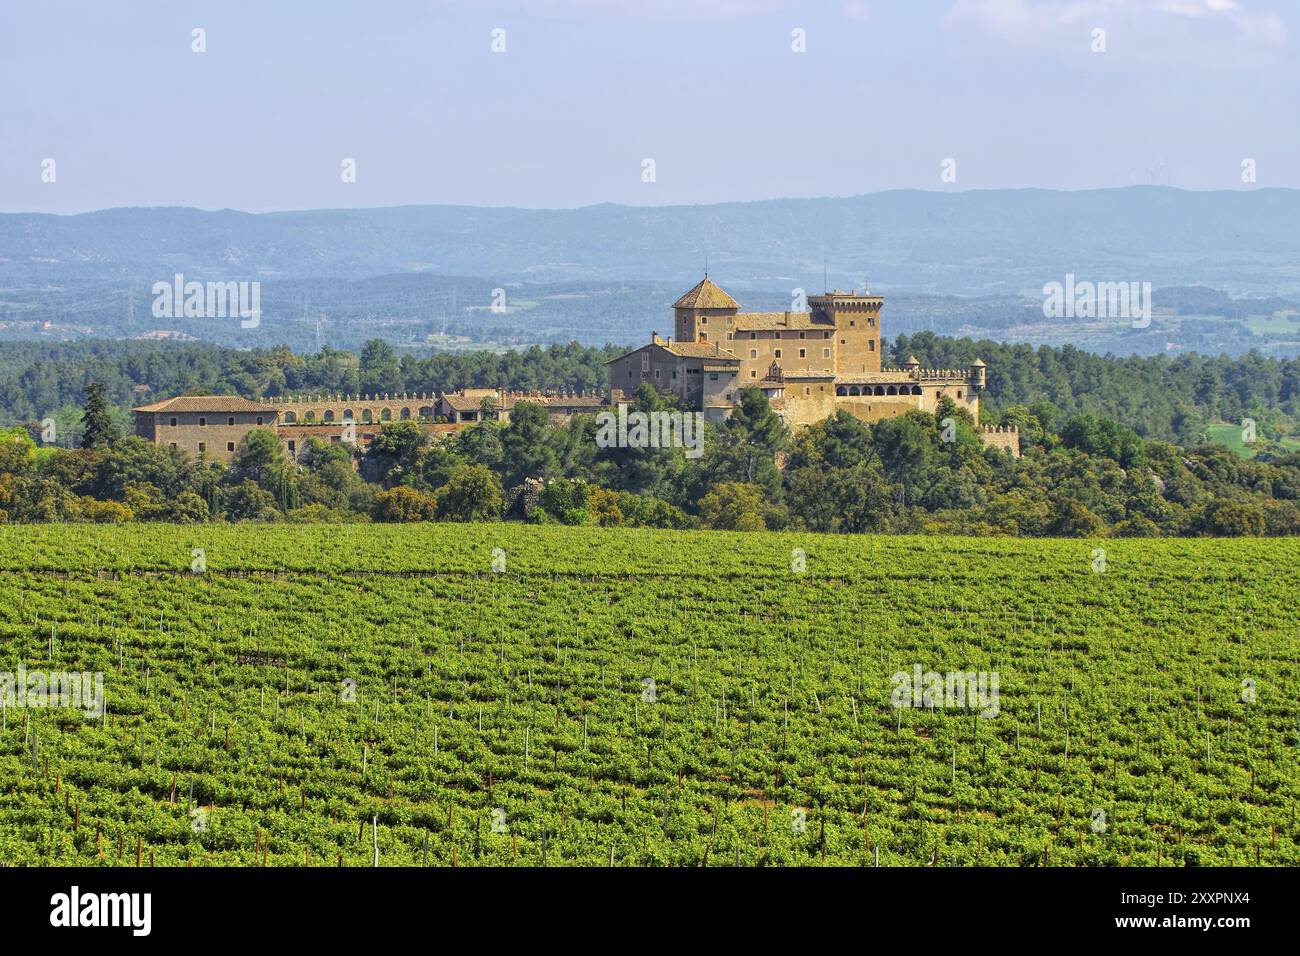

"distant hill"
[4, 187, 1300, 295]
[4, 188, 1300, 357]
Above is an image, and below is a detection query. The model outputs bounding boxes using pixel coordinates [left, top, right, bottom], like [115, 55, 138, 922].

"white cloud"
[943, 0, 1288, 58]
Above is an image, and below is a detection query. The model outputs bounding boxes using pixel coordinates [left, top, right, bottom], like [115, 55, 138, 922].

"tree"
[1048, 497, 1107, 537]
[499, 402, 560, 487]
[698, 482, 767, 531]
[435, 464, 504, 522]
[80, 383, 119, 449]
[359, 339, 404, 396]
[372, 485, 438, 522]
[368, 421, 431, 488]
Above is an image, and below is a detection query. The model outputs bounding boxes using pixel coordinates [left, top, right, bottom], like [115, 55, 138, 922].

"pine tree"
[80, 382, 119, 449]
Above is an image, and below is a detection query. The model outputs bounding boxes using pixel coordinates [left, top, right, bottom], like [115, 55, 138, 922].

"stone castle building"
[134, 388, 603, 463]
[134, 276, 1018, 465]
[607, 277, 1017, 455]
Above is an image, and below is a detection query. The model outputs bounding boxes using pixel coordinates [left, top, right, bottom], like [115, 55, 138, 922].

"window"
[725, 316, 732, 325]
[774, 349, 782, 358]
[709, 372, 718, 380]
[284, 412, 296, 423]
[198, 417, 206, 426]
[823, 348, 831, 358]
[804, 387, 811, 396]
[324, 410, 335, 422]
[641, 353, 650, 372]
[824, 331, 830, 339]
[840, 339, 846, 345]
[700, 333, 707, 341]
[287, 440, 296, 452]
[381, 408, 391, 421]
[169, 416, 177, 427]
[169, 442, 177, 449]
[197, 442, 206, 453]
[654, 369, 661, 379]
[957, 390, 963, 398]
[850, 320, 856, 328]
[672, 370, 678, 379]
[750, 370, 757, 378]
[869, 341, 875, 351]
[750, 349, 757, 359]
[798, 332, 805, 340]
[799, 349, 806, 358]
[226, 442, 235, 452]
[700, 317, 707, 324]
[227, 417, 235, 426]
[256, 417, 264, 426]
[750, 332, 757, 340]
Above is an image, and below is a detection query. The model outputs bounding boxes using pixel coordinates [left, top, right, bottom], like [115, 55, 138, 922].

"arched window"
[344, 409, 354, 421]
[419, 406, 433, 419]
[381, 408, 392, 421]
[912, 386, 923, 396]
[874, 386, 886, 396]
[305, 410, 316, 422]
[362, 409, 373, 422]
[835, 386, 846, 396]
[283, 411, 297, 423]
[886, 386, 898, 395]
[400, 407, 411, 420]
[323, 409, 335, 422]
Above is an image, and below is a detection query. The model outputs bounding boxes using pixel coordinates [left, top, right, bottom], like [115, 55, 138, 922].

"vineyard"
[1, 524, 1298, 866]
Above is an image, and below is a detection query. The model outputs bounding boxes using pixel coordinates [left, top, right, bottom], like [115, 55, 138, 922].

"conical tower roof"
[674, 276, 739, 310]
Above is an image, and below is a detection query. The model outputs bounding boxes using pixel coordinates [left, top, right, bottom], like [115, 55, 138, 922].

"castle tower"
[673, 276, 739, 344]
[969, 357, 987, 389]
[809, 290, 884, 374]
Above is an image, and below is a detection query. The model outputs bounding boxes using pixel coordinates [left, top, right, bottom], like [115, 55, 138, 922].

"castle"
[133, 276, 1018, 464]
[607, 277, 1018, 455]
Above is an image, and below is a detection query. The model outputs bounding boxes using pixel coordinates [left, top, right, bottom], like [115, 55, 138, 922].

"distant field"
[2, 525, 1298, 866]
[1206, 422, 1300, 458]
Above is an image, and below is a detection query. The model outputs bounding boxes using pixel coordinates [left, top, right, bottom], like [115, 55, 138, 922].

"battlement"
[980, 424, 1021, 457]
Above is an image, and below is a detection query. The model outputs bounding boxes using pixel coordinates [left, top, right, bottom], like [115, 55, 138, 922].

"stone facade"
[609, 278, 1017, 455]
[133, 396, 278, 463]
[135, 388, 608, 463]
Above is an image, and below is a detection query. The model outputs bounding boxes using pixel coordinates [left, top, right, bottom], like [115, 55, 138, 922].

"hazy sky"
[2, 0, 1297, 212]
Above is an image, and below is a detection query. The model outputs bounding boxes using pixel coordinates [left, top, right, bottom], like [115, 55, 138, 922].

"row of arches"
[281, 406, 436, 424]
[836, 384, 924, 397]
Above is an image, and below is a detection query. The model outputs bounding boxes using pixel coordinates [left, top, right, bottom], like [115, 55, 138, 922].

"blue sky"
[2, 0, 1297, 212]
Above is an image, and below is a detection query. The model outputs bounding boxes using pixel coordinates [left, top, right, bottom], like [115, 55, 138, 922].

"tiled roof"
[663, 341, 739, 360]
[133, 395, 276, 414]
[673, 277, 740, 310]
[731, 311, 833, 331]
[442, 394, 498, 412]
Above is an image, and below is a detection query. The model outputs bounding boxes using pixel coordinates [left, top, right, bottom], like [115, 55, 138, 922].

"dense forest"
[3, 366, 1299, 535]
